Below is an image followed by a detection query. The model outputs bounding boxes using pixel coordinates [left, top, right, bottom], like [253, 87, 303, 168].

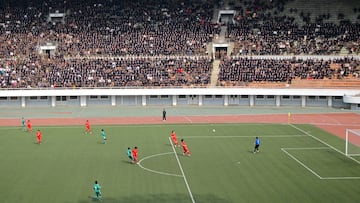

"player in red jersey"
[181, 139, 191, 156]
[36, 129, 42, 144]
[85, 120, 92, 134]
[132, 147, 138, 164]
[27, 120, 32, 133]
[170, 130, 179, 147]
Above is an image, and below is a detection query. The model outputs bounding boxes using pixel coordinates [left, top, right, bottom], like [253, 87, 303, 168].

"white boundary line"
[183, 116, 194, 124]
[282, 147, 330, 150]
[289, 124, 360, 165]
[169, 137, 196, 203]
[0, 123, 300, 130]
[321, 176, 360, 180]
[282, 147, 360, 180]
[347, 154, 360, 156]
[309, 123, 360, 127]
[184, 134, 307, 139]
[137, 152, 183, 177]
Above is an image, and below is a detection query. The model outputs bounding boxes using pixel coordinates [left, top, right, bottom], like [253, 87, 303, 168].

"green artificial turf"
[0, 123, 359, 203]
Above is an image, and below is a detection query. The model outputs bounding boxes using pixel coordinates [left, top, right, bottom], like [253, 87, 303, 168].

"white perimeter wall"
[0, 88, 360, 108]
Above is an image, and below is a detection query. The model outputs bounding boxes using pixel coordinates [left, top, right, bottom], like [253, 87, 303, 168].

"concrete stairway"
[210, 60, 221, 87]
[339, 47, 349, 55]
[227, 41, 234, 56]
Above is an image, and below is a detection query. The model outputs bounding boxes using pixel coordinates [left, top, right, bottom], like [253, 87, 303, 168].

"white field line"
[281, 147, 330, 150]
[184, 134, 307, 139]
[281, 148, 323, 179]
[321, 176, 360, 180]
[183, 116, 194, 124]
[168, 137, 195, 203]
[137, 152, 183, 177]
[289, 124, 360, 165]
[282, 147, 360, 180]
[0, 123, 302, 130]
[309, 123, 360, 127]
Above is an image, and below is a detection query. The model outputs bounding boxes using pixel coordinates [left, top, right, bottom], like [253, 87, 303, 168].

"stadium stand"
[0, 0, 359, 89]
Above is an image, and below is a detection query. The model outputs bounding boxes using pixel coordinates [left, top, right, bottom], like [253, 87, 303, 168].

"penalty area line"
[184, 134, 307, 139]
[321, 176, 360, 180]
[289, 124, 360, 165]
[282, 147, 360, 180]
[281, 148, 322, 179]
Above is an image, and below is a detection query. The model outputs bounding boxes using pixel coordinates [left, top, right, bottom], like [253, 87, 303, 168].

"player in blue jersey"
[254, 137, 261, 153]
[127, 147, 133, 163]
[93, 180, 102, 201]
[100, 129, 107, 144]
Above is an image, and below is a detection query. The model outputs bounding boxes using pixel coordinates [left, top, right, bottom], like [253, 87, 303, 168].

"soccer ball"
[212, 129, 216, 133]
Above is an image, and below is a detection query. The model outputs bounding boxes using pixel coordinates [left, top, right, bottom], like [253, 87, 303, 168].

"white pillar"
[51, 96, 56, 107]
[172, 95, 177, 106]
[80, 96, 87, 107]
[249, 95, 254, 106]
[301, 96, 306, 107]
[111, 95, 116, 106]
[198, 95, 203, 106]
[327, 96, 332, 107]
[142, 95, 146, 106]
[276, 95, 280, 107]
[224, 95, 229, 106]
[21, 97, 26, 108]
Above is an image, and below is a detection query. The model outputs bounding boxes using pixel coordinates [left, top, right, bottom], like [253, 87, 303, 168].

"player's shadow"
[87, 196, 103, 202]
[175, 153, 189, 157]
[121, 160, 134, 165]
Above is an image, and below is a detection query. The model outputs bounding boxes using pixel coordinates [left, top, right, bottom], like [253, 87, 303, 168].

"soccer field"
[0, 123, 359, 203]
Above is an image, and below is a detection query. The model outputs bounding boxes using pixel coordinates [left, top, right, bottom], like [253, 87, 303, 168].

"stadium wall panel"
[0, 88, 359, 109]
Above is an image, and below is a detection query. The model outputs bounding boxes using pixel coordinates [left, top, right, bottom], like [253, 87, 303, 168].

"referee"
[162, 108, 166, 121]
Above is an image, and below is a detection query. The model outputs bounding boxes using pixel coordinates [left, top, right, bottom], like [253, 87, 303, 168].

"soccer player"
[21, 117, 26, 131]
[93, 180, 102, 201]
[36, 129, 42, 144]
[132, 146, 138, 164]
[85, 120, 92, 134]
[181, 139, 191, 156]
[254, 137, 261, 153]
[27, 120, 32, 133]
[127, 147, 133, 163]
[170, 130, 179, 147]
[100, 129, 107, 144]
